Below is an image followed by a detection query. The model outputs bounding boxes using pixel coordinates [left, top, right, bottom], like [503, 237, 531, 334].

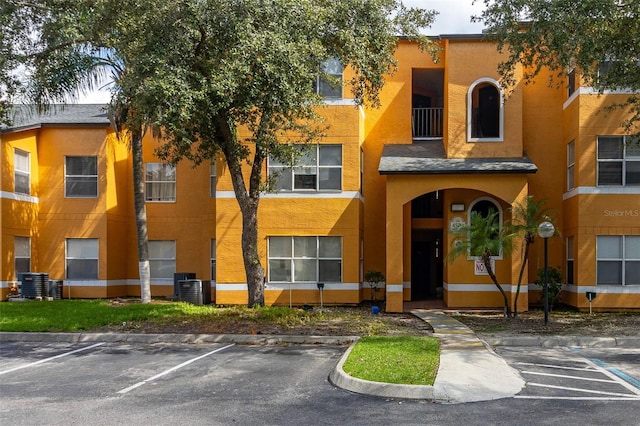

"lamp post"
[537, 221, 555, 326]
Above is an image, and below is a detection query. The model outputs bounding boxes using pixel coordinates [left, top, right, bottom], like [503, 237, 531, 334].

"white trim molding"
[0, 191, 39, 203]
[564, 186, 640, 200]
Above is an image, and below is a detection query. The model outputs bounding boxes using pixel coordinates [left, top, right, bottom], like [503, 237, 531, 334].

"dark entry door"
[411, 230, 443, 300]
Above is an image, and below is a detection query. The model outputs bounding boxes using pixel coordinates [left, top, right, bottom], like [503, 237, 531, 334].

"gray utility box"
[174, 272, 196, 297]
[19, 273, 50, 298]
[178, 279, 211, 305]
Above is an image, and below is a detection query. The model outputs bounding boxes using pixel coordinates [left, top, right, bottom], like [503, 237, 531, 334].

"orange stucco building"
[2, 35, 639, 311]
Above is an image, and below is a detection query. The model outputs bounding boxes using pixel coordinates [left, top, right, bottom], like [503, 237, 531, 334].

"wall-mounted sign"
[474, 257, 495, 276]
[450, 216, 465, 232]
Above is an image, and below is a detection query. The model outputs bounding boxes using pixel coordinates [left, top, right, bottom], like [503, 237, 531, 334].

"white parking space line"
[0, 342, 106, 376]
[526, 382, 640, 398]
[522, 370, 618, 383]
[517, 362, 596, 372]
[117, 343, 235, 395]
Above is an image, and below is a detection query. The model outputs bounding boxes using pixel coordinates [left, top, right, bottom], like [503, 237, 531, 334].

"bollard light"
[537, 221, 555, 326]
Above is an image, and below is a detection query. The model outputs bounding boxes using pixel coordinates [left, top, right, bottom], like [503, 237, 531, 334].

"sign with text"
[474, 257, 495, 276]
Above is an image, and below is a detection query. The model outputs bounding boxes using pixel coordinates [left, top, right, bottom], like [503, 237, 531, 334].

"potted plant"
[364, 270, 385, 314]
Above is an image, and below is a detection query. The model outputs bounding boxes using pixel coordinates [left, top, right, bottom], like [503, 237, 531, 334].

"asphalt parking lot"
[495, 347, 640, 401]
[0, 341, 347, 425]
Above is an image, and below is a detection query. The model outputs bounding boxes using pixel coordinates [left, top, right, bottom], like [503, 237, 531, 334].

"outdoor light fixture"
[537, 221, 555, 326]
[451, 203, 465, 212]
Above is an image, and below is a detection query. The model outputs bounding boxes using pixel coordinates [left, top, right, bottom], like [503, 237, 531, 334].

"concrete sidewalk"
[330, 310, 525, 403]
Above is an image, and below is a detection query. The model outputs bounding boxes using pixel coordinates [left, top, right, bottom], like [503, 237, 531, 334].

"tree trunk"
[132, 129, 151, 303]
[217, 116, 265, 307]
[513, 240, 530, 318]
[483, 253, 511, 317]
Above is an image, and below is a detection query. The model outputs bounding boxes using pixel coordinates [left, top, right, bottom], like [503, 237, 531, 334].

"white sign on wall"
[474, 257, 495, 276]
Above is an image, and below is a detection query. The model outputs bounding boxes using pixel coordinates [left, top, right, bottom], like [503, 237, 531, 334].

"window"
[566, 236, 574, 285]
[268, 145, 342, 191]
[145, 163, 176, 201]
[597, 136, 640, 186]
[567, 140, 575, 190]
[468, 79, 503, 140]
[469, 198, 502, 257]
[149, 240, 176, 279]
[210, 159, 216, 197]
[14, 149, 30, 195]
[567, 68, 576, 97]
[597, 236, 640, 285]
[268, 236, 342, 283]
[211, 239, 216, 282]
[65, 156, 98, 197]
[66, 239, 98, 279]
[14, 236, 31, 275]
[314, 58, 342, 98]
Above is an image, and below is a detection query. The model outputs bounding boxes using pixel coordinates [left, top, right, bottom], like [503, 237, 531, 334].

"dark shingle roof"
[2, 104, 110, 133]
[378, 142, 538, 175]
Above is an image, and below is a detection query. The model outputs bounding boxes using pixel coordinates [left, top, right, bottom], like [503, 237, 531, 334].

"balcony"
[412, 107, 443, 140]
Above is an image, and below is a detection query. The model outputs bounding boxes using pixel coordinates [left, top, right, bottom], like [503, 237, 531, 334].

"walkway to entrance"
[404, 299, 446, 312]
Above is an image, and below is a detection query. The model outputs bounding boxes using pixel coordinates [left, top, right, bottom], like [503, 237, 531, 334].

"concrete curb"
[481, 335, 640, 348]
[0, 332, 358, 346]
[328, 340, 435, 400]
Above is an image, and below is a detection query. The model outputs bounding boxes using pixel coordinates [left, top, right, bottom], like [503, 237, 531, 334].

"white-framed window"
[567, 140, 575, 190]
[149, 240, 176, 279]
[65, 156, 98, 197]
[268, 144, 342, 191]
[210, 159, 216, 198]
[14, 149, 30, 195]
[66, 238, 98, 279]
[145, 163, 176, 202]
[268, 236, 342, 283]
[211, 239, 216, 282]
[315, 58, 342, 98]
[14, 236, 31, 275]
[597, 136, 640, 186]
[467, 78, 504, 142]
[468, 197, 503, 258]
[566, 236, 574, 285]
[597, 235, 640, 285]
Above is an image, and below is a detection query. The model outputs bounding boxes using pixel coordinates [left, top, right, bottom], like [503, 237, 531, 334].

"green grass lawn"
[0, 299, 311, 332]
[342, 335, 439, 386]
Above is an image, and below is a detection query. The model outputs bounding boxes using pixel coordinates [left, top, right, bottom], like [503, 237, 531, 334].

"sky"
[80, 0, 485, 103]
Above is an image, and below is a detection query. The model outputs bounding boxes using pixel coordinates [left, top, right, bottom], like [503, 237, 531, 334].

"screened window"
[314, 58, 342, 98]
[66, 239, 98, 279]
[567, 68, 576, 97]
[14, 149, 30, 195]
[567, 140, 575, 190]
[149, 240, 176, 279]
[268, 145, 342, 191]
[597, 236, 640, 285]
[14, 236, 31, 275]
[210, 159, 216, 198]
[469, 81, 502, 140]
[65, 156, 98, 197]
[597, 136, 640, 186]
[211, 239, 216, 282]
[145, 163, 176, 201]
[268, 236, 342, 283]
[566, 236, 574, 285]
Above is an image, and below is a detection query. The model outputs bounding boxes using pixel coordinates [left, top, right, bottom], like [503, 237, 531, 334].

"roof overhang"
[378, 143, 538, 175]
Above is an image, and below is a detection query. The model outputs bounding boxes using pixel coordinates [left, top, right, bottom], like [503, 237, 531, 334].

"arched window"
[467, 78, 503, 141]
[468, 197, 503, 258]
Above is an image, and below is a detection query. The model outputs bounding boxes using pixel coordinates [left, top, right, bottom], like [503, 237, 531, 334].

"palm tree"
[508, 196, 555, 318]
[447, 209, 514, 317]
[25, 42, 153, 303]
